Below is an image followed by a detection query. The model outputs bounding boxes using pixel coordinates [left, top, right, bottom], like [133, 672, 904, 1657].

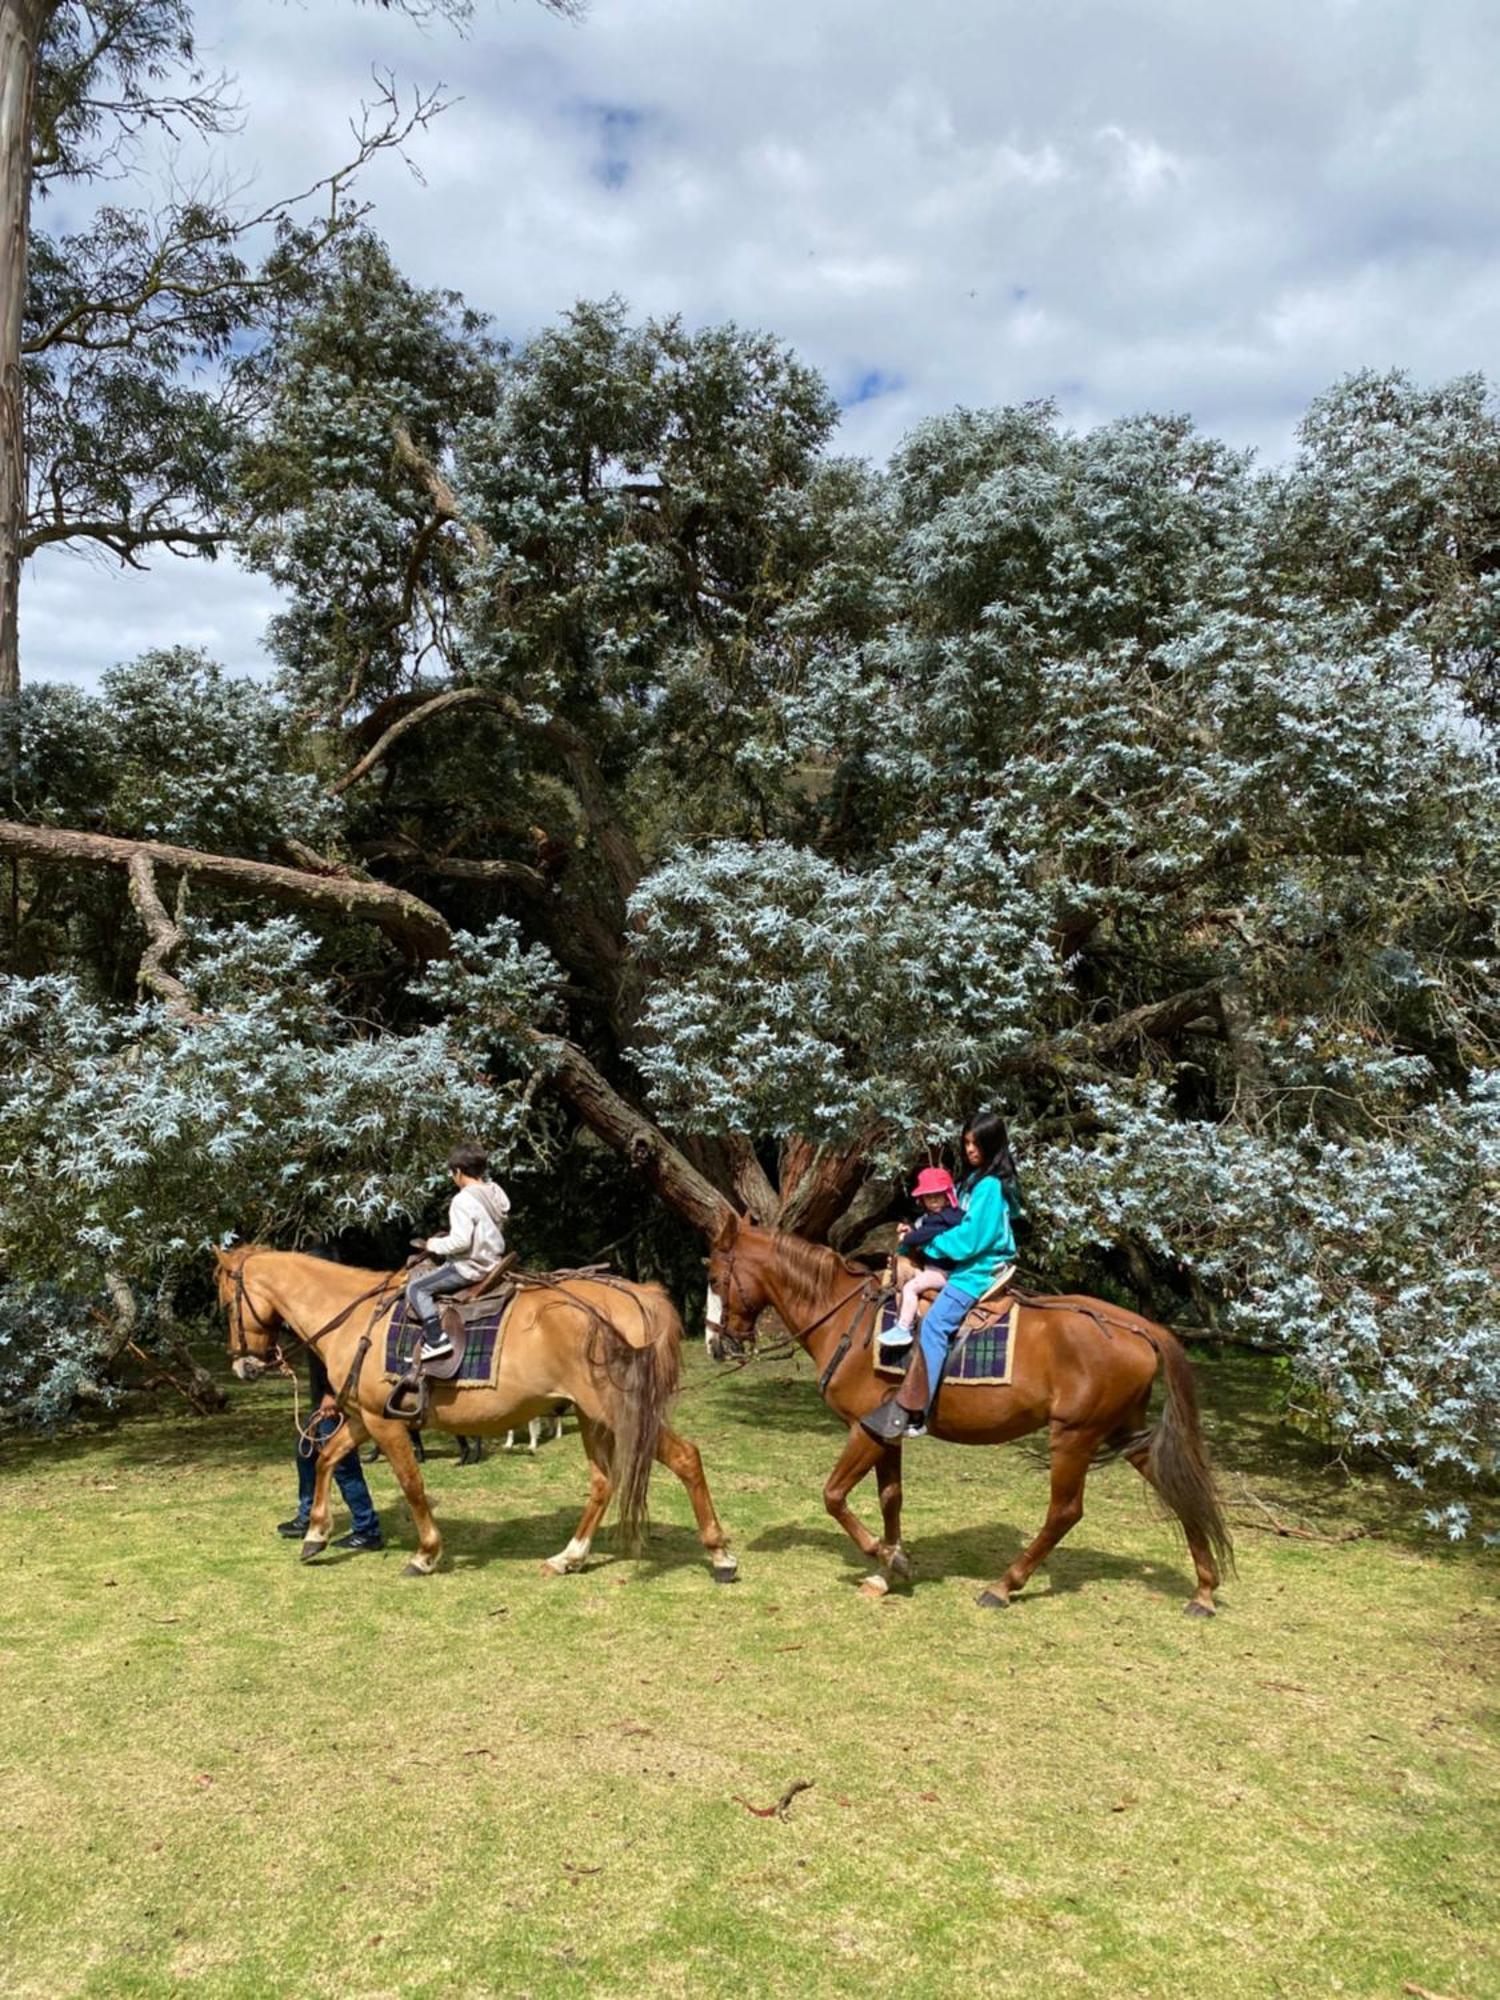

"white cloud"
[23, 0, 1500, 690]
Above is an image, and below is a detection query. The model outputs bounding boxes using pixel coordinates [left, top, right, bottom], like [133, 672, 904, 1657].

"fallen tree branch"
[1233, 1486, 1367, 1545]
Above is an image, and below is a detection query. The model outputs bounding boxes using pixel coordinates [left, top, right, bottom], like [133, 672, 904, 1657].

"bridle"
[707, 1237, 880, 1367]
[223, 1253, 404, 1372]
[226, 1256, 285, 1372]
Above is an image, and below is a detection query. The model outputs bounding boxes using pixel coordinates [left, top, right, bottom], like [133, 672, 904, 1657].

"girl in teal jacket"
[863, 1111, 1021, 1441]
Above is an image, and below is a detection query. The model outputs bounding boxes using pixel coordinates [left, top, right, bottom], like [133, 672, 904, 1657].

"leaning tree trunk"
[0, 2, 49, 788]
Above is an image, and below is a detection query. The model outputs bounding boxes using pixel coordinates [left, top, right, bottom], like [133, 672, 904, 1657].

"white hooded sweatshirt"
[426, 1179, 511, 1279]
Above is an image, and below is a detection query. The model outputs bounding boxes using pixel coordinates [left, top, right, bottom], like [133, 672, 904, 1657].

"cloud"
[24, 0, 1500, 689]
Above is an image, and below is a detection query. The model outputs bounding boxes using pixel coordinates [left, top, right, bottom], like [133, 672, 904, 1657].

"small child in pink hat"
[893, 1166, 964, 1334]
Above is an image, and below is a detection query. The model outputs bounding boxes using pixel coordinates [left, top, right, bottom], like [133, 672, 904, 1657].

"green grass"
[1, 1346, 1496, 2000]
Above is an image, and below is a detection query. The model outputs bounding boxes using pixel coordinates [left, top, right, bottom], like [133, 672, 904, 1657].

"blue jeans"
[911, 1282, 977, 1418]
[406, 1261, 468, 1335]
[296, 1415, 380, 1538]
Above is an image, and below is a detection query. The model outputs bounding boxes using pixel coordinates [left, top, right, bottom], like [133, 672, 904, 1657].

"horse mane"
[757, 1229, 873, 1322]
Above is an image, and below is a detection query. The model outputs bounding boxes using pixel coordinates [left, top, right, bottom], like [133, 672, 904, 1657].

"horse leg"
[541, 1416, 612, 1577]
[822, 1426, 897, 1600]
[1123, 1433, 1220, 1617]
[363, 1415, 444, 1576]
[654, 1424, 739, 1584]
[877, 1443, 912, 1588]
[977, 1424, 1101, 1610]
[300, 1414, 367, 1562]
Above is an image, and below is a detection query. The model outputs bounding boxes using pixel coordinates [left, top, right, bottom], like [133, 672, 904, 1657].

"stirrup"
[860, 1399, 922, 1443]
[382, 1369, 428, 1426]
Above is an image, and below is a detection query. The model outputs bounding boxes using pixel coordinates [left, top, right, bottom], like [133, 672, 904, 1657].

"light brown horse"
[215, 1246, 738, 1582]
[705, 1215, 1232, 1614]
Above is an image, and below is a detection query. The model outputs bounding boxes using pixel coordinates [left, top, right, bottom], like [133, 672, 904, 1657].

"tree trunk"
[0, 2, 48, 784]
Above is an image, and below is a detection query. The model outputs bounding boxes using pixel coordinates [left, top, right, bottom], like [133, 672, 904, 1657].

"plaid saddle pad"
[382, 1295, 509, 1389]
[874, 1295, 1018, 1388]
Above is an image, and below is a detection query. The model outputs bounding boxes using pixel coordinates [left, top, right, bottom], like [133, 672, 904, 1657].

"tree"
[0, 0, 576, 772]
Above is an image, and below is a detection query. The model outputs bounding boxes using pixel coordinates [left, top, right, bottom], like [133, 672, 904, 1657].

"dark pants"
[406, 1261, 469, 1337]
[296, 1416, 380, 1538]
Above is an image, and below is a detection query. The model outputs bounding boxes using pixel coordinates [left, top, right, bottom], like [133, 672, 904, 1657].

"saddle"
[875, 1266, 1017, 1371]
[383, 1254, 519, 1425]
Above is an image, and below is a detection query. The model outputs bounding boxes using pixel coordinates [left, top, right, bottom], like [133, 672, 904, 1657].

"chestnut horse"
[215, 1247, 738, 1582]
[705, 1215, 1231, 1614]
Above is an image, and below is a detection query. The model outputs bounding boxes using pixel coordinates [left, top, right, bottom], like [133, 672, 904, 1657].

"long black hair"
[960, 1109, 1023, 1215]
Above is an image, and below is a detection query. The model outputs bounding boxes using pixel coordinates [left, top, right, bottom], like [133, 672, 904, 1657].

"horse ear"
[711, 1206, 740, 1250]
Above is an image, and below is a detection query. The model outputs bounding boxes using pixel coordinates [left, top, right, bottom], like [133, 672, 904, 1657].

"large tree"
[0, 0, 575, 768]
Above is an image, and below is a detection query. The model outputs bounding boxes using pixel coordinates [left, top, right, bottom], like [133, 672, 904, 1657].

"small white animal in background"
[504, 1403, 569, 1454]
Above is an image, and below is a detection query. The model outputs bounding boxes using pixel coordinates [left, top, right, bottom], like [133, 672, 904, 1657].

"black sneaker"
[331, 1530, 384, 1553]
[276, 1517, 309, 1539]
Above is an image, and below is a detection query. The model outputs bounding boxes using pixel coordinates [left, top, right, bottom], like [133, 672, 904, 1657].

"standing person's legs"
[331, 1426, 381, 1542]
[279, 1428, 319, 1535]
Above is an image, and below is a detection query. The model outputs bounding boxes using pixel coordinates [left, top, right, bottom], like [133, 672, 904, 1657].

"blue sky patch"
[568, 101, 650, 191]
[844, 368, 904, 408]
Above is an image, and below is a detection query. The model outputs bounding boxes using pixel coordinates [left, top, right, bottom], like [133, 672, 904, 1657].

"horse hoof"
[402, 1559, 436, 1578]
[711, 1563, 740, 1585]
[1183, 1599, 1215, 1619]
[857, 1576, 889, 1601]
[976, 1588, 1009, 1610]
[540, 1559, 570, 1579]
[299, 1538, 326, 1564]
[887, 1549, 913, 1583]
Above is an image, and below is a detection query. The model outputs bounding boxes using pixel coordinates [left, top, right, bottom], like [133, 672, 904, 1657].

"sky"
[25, 0, 1500, 690]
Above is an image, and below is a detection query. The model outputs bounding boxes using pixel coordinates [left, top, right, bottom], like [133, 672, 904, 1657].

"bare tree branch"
[125, 851, 204, 1020]
[0, 819, 453, 959]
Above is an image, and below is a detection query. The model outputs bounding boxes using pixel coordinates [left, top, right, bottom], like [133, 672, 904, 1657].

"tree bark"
[534, 1032, 731, 1238]
[0, 818, 454, 959]
[0, 2, 53, 779]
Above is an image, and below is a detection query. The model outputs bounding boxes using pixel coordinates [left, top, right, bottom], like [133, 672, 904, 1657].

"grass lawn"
[1, 1342, 1496, 2000]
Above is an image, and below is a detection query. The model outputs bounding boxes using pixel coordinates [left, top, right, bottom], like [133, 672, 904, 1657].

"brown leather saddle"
[383, 1254, 518, 1424]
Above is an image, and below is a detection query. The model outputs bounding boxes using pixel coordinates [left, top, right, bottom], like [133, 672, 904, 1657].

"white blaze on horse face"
[704, 1286, 725, 1356]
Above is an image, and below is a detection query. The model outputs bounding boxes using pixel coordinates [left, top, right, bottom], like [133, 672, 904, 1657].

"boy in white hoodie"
[407, 1141, 512, 1363]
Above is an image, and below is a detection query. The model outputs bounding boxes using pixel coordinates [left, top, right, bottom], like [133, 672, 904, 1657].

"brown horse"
[215, 1247, 738, 1582]
[705, 1215, 1232, 1614]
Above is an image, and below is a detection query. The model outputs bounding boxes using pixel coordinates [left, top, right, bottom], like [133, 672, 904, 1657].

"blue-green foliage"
[0, 916, 559, 1412]
[627, 375, 1500, 1516]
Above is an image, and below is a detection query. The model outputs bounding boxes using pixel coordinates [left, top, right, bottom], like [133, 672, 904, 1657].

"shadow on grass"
[748, 1515, 1197, 1602]
[706, 1373, 841, 1434]
[407, 1504, 727, 1583]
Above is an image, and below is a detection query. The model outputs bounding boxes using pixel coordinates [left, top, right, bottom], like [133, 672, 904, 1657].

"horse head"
[704, 1210, 769, 1361]
[213, 1246, 285, 1380]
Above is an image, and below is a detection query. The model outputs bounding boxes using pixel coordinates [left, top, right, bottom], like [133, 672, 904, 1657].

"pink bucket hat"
[910, 1166, 957, 1201]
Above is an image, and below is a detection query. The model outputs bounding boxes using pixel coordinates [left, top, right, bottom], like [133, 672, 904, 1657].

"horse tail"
[1148, 1327, 1236, 1578]
[586, 1284, 682, 1556]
